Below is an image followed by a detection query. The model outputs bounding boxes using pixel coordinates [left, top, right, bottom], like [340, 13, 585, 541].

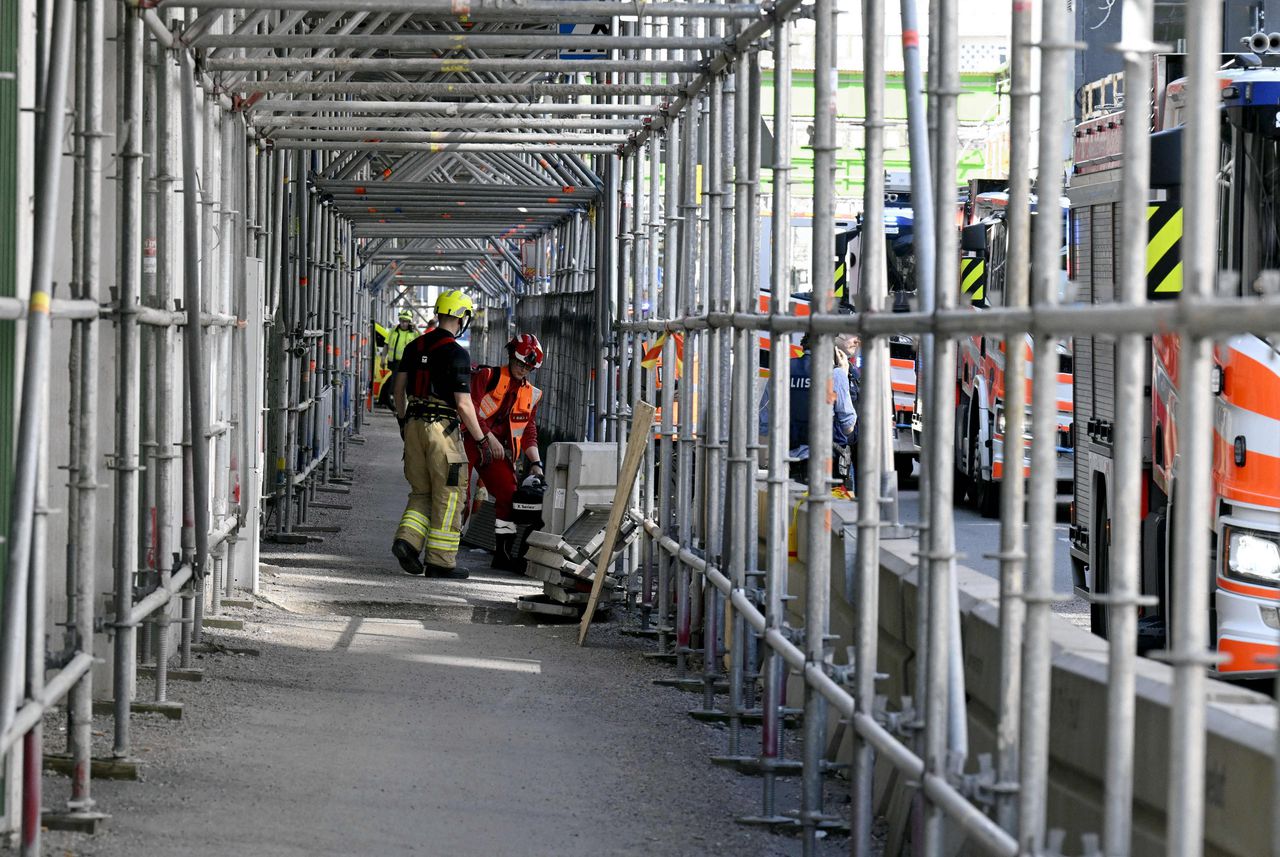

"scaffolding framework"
[0, 1, 1273, 855]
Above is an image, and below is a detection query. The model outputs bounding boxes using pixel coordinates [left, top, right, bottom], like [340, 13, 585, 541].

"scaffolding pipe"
[0, 0, 73, 759]
[1166, 2, 1222, 855]
[755, 12, 792, 824]
[165, 0, 766, 18]
[66, 0, 104, 812]
[852, 0, 886, 851]
[635, 513, 1020, 857]
[1103, 2, 1157, 853]
[181, 53, 214, 620]
[110, 4, 146, 760]
[801, 0, 836, 848]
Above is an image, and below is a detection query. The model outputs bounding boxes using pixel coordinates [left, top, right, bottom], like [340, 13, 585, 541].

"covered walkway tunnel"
[2, 1, 1280, 856]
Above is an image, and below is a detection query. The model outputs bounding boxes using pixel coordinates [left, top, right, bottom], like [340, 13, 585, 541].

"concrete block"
[43, 754, 141, 781]
[42, 811, 109, 834]
[524, 546, 567, 570]
[543, 442, 619, 533]
[202, 618, 244, 630]
[543, 582, 589, 605]
[93, 699, 184, 721]
[516, 593, 578, 618]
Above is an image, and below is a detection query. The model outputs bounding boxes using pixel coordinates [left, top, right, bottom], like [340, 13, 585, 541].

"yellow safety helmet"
[398, 309, 413, 321]
[435, 289, 474, 320]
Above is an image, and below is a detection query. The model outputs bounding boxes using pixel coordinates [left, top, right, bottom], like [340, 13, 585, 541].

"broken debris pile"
[515, 506, 639, 620]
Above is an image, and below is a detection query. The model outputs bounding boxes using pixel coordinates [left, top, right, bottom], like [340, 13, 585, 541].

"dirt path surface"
[37, 410, 846, 857]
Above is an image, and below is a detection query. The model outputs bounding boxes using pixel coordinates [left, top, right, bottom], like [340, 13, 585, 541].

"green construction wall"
[759, 68, 1007, 202]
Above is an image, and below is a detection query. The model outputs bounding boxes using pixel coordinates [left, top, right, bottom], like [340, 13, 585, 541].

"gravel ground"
[32, 410, 851, 857]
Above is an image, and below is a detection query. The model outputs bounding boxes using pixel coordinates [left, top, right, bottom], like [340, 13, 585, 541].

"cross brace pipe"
[160, 0, 765, 20]
[195, 32, 728, 50]
[206, 56, 702, 73]
[247, 99, 664, 115]
[270, 141, 619, 153]
[267, 129, 630, 144]
[258, 116, 644, 130]
[617, 298, 1280, 338]
[228, 81, 682, 97]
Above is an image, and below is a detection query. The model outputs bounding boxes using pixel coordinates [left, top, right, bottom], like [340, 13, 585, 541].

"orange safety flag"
[640, 332, 684, 377]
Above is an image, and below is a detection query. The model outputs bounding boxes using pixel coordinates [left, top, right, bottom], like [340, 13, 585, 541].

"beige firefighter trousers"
[395, 416, 469, 568]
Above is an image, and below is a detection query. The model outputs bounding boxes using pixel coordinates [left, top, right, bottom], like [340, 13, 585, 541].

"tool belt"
[406, 396, 459, 434]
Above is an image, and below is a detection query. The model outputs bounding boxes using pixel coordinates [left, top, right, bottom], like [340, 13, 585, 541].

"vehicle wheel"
[1090, 506, 1111, 639]
[976, 470, 1000, 518]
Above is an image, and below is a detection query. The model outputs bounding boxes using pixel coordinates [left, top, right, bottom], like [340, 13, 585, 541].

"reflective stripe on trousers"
[396, 416, 469, 569]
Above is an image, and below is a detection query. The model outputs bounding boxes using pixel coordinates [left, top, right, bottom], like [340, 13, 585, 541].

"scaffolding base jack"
[43, 753, 141, 781]
[93, 698, 183, 720]
[138, 665, 203, 682]
[41, 810, 110, 834]
[191, 640, 260, 656]
[641, 650, 677, 663]
[712, 755, 804, 775]
[266, 532, 309, 545]
[736, 814, 800, 830]
[690, 706, 802, 727]
[653, 675, 728, 693]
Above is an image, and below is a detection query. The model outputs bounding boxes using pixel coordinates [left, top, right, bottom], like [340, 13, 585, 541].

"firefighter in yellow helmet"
[390, 290, 503, 578]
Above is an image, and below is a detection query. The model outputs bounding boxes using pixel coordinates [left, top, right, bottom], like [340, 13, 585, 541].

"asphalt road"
[893, 485, 1090, 626]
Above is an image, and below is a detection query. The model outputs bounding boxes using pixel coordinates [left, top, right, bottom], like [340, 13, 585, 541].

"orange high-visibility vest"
[477, 367, 542, 458]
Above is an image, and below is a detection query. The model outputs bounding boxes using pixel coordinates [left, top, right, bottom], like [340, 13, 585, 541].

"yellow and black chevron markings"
[1146, 202, 1183, 298]
[960, 255, 986, 302]
[834, 259, 846, 299]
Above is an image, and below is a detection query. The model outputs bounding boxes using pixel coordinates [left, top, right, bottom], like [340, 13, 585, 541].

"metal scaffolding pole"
[801, 0, 836, 848]
[656, 72, 680, 652]
[152, 15, 179, 705]
[1166, 2, 1221, 855]
[65, 0, 104, 814]
[0, 0, 73, 768]
[749, 11, 793, 825]
[1018, 0, 1073, 848]
[181, 53, 214, 641]
[992, 0, 1032, 836]
[673, 16, 699, 678]
[852, 0, 886, 850]
[111, 4, 146, 760]
[1103, 2, 1157, 854]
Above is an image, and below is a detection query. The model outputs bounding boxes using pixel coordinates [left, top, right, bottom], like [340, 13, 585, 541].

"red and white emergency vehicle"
[1068, 51, 1280, 675]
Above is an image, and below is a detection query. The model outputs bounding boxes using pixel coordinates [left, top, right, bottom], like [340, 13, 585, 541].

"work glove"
[476, 442, 493, 469]
[521, 473, 545, 490]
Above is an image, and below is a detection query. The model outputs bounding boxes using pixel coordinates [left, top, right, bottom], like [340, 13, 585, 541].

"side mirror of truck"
[961, 223, 987, 253]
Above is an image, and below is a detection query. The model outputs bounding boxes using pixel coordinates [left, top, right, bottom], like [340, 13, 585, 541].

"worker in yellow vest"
[378, 309, 421, 409]
[465, 333, 545, 570]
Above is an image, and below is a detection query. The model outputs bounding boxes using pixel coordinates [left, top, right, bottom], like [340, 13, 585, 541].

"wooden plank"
[577, 399, 655, 645]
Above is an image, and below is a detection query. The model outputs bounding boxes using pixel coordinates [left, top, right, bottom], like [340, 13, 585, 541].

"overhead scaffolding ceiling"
[145, 0, 767, 298]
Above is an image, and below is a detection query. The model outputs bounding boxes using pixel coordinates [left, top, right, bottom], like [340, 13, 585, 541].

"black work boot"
[392, 539, 425, 576]
[425, 562, 469, 580]
[492, 534, 520, 573]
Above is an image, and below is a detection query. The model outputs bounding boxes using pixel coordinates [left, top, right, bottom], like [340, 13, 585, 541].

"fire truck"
[1068, 49, 1280, 676]
[953, 183, 1075, 516]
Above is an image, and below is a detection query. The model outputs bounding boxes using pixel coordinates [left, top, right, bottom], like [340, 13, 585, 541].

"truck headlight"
[1225, 527, 1280, 585]
[996, 409, 1005, 436]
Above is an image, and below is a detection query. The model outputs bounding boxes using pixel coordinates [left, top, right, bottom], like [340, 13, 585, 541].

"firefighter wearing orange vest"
[466, 333, 545, 570]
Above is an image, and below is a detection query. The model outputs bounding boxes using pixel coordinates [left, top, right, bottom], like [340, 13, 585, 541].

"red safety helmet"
[507, 333, 544, 369]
